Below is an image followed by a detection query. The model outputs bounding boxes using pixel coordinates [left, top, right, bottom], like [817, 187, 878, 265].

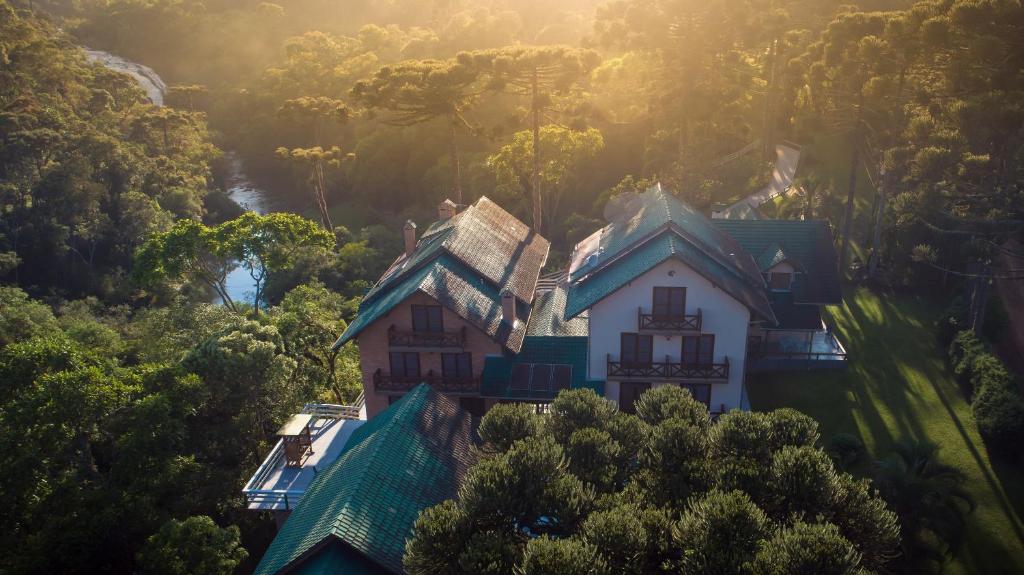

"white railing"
[242, 395, 365, 510]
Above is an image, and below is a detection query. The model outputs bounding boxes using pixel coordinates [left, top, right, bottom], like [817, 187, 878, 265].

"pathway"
[726, 142, 802, 213]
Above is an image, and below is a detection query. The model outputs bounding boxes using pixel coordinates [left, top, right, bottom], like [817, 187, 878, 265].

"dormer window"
[411, 305, 443, 333]
[769, 272, 792, 292]
[652, 287, 686, 318]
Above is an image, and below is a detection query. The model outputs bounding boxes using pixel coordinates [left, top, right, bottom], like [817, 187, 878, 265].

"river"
[84, 48, 271, 305]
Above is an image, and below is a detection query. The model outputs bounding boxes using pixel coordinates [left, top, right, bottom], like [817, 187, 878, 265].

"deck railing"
[637, 307, 702, 332]
[607, 354, 729, 381]
[373, 369, 479, 393]
[242, 398, 364, 510]
[388, 325, 465, 348]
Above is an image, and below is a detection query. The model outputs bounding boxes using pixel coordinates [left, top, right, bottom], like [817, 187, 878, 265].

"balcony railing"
[637, 307, 702, 333]
[388, 325, 466, 349]
[606, 354, 729, 381]
[373, 368, 479, 393]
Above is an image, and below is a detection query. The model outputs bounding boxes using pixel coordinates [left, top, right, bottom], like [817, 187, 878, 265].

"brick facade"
[356, 291, 505, 418]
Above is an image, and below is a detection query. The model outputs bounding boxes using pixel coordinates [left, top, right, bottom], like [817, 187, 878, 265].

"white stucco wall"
[586, 259, 751, 413]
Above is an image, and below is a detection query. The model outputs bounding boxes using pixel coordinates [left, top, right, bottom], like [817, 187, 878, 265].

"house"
[334, 184, 845, 418]
[252, 385, 478, 575]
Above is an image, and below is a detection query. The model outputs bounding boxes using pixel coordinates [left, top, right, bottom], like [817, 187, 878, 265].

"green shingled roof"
[755, 242, 806, 272]
[253, 385, 478, 575]
[565, 232, 776, 323]
[480, 336, 602, 400]
[526, 284, 588, 337]
[571, 185, 764, 285]
[712, 219, 842, 304]
[363, 197, 549, 306]
[334, 254, 531, 352]
[336, 197, 546, 352]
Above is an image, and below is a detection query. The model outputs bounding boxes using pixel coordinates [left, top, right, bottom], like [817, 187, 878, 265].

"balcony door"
[621, 333, 653, 366]
[441, 352, 472, 380]
[411, 305, 444, 333]
[389, 352, 420, 381]
[620, 382, 651, 414]
[681, 335, 715, 365]
[678, 383, 711, 408]
[653, 287, 686, 318]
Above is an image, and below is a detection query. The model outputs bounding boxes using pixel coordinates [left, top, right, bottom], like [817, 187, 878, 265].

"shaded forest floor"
[748, 287, 1024, 575]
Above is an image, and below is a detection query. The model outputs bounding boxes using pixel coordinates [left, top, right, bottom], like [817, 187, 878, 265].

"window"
[552, 365, 572, 392]
[510, 364, 531, 391]
[770, 272, 792, 291]
[653, 287, 686, 317]
[620, 382, 651, 414]
[679, 383, 711, 407]
[532, 364, 552, 392]
[621, 333, 653, 365]
[682, 335, 715, 365]
[441, 352, 472, 379]
[509, 364, 573, 393]
[411, 305, 444, 332]
[389, 352, 420, 379]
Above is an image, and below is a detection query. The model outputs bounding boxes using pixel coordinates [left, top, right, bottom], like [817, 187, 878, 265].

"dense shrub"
[972, 382, 1024, 457]
[948, 330, 1024, 457]
[827, 433, 865, 470]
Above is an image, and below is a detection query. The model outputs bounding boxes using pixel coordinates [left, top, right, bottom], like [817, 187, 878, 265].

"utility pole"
[839, 89, 865, 276]
[868, 163, 887, 279]
[970, 264, 993, 336]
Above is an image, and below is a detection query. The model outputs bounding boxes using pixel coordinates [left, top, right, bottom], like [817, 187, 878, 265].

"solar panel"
[510, 364, 530, 390]
[531, 364, 552, 392]
[552, 365, 572, 392]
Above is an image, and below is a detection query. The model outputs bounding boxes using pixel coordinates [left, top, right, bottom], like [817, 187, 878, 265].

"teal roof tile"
[253, 385, 478, 575]
[564, 185, 773, 323]
[712, 219, 841, 304]
[565, 233, 776, 323]
[336, 197, 546, 352]
[334, 254, 531, 352]
[364, 197, 548, 306]
[525, 285, 588, 337]
[570, 184, 764, 285]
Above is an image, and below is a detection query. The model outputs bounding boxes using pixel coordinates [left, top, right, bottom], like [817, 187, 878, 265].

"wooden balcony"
[606, 354, 729, 382]
[387, 325, 465, 350]
[637, 307, 702, 334]
[372, 368, 479, 394]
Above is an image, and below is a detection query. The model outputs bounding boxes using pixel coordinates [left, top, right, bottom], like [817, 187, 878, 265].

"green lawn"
[747, 287, 1024, 575]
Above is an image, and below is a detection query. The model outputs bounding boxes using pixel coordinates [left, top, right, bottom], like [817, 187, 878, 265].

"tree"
[136, 213, 333, 314]
[675, 489, 768, 574]
[874, 440, 974, 570]
[134, 219, 238, 311]
[473, 46, 601, 230]
[219, 212, 334, 314]
[276, 96, 353, 230]
[136, 516, 247, 575]
[751, 522, 861, 575]
[477, 402, 541, 453]
[488, 126, 603, 231]
[519, 536, 609, 575]
[406, 388, 899, 574]
[351, 57, 482, 202]
[275, 145, 350, 230]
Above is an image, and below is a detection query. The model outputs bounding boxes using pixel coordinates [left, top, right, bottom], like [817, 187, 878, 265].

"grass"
[747, 286, 1024, 575]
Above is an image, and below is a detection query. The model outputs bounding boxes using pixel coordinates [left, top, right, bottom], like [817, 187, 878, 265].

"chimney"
[501, 290, 516, 324]
[403, 220, 417, 257]
[438, 199, 457, 221]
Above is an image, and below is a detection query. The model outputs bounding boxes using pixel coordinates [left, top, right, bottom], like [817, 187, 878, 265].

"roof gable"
[254, 385, 478, 575]
[712, 219, 842, 304]
[564, 233, 776, 323]
[364, 197, 549, 307]
[334, 255, 531, 352]
[570, 185, 763, 286]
